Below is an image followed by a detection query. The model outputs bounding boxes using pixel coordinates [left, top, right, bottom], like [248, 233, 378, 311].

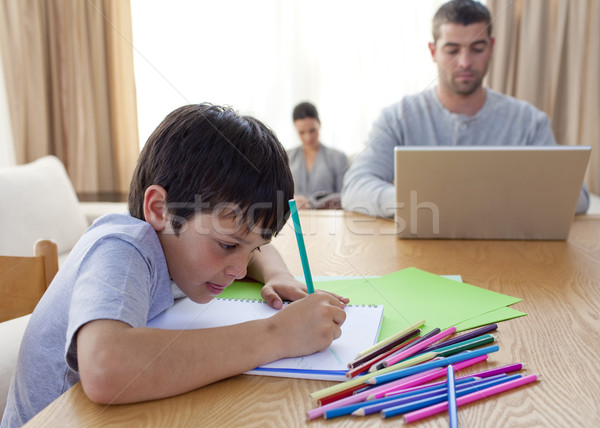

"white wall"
[131, 0, 445, 154]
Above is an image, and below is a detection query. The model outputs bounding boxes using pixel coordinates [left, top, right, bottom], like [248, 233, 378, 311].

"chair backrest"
[0, 239, 58, 322]
[0, 156, 89, 258]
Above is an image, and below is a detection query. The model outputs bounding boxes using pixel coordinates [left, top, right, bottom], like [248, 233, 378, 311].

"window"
[131, 0, 445, 154]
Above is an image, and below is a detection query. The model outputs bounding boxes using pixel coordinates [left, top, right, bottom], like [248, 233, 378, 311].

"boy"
[1, 104, 348, 427]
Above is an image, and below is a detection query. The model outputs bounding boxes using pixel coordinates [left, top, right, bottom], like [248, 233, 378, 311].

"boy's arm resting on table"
[77, 292, 346, 404]
[246, 243, 349, 308]
[76, 245, 347, 405]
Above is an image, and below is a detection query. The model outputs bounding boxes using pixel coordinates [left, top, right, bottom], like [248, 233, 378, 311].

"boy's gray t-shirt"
[1, 214, 174, 428]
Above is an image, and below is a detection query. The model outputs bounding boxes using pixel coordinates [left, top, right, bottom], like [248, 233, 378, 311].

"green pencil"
[288, 199, 314, 294]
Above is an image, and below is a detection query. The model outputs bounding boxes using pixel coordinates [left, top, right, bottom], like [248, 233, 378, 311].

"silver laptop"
[394, 146, 591, 240]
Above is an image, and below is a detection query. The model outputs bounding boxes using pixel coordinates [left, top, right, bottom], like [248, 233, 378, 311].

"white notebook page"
[147, 298, 383, 381]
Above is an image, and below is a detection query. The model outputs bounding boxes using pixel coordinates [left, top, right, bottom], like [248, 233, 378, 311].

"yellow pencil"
[352, 319, 425, 359]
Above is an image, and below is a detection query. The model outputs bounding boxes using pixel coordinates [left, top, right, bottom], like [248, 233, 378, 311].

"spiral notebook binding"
[347, 303, 379, 308]
[215, 297, 380, 308]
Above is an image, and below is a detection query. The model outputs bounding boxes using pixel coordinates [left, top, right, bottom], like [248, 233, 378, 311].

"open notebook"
[147, 298, 383, 381]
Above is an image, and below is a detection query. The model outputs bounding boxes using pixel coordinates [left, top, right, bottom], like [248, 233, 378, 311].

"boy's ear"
[143, 185, 169, 231]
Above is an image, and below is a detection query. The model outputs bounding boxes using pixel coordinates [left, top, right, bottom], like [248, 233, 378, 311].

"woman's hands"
[293, 194, 312, 209]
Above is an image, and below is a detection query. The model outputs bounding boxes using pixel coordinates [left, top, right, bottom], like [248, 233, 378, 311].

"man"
[341, 0, 589, 217]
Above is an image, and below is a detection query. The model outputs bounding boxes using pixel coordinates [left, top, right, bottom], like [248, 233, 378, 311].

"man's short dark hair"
[128, 103, 294, 240]
[292, 102, 320, 123]
[432, 0, 492, 42]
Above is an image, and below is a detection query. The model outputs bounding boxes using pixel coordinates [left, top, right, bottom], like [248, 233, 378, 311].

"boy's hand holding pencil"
[269, 292, 347, 356]
[253, 199, 349, 358]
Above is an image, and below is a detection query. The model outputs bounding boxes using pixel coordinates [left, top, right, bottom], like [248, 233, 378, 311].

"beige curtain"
[0, 0, 139, 194]
[487, 0, 600, 195]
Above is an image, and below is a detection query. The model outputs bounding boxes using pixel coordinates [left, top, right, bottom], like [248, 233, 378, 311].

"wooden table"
[25, 211, 600, 427]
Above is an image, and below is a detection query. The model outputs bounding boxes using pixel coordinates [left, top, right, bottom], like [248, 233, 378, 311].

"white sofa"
[0, 156, 127, 417]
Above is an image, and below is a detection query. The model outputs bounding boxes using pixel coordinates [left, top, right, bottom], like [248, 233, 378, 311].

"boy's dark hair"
[128, 103, 294, 240]
[292, 102, 320, 123]
[432, 0, 492, 42]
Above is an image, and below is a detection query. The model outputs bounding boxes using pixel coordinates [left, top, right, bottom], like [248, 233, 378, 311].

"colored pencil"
[352, 384, 374, 395]
[369, 354, 488, 399]
[288, 199, 314, 294]
[382, 364, 523, 400]
[323, 376, 479, 419]
[353, 319, 425, 359]
[430, 334, 496, 358]
[307, 366, 442, 420]
[322, 358, 495, 420]
[317, 384, 366, 406]
[369, 345, 499, 385]
[379, 373, 522, 419]
[383, 362, 512, 399]
[402, 374, 539, 423]
[385, 362, 525, 397]
[385, 368, 491, 397]
[367, 367, 452, 401]
[382, 327, 457, 368]
[370, 328, 441, 372]
[310, 351, 434, 402]
[415, 323, 498, 355]
[349, 328, 421, 368]
[447, 365, 458, 428]
[320, 350, 488, 406]
[357, 376, 507, 416]
[346, 337, 419, 378]
[383, 367, 501, 399]
[360, 374, 519, 417]
[468, 363, 524, 379]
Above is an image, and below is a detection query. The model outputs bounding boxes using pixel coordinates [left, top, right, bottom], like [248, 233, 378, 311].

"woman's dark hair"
[128, 103, 294, 240]
[292, 101, 320, 123]
[432, 0, 492, 42]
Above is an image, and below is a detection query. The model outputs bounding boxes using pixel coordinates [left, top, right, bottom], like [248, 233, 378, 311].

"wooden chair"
[0, 239, 58, 323]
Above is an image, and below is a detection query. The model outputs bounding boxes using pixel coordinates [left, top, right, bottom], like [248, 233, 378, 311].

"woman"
[287, 102, 348, 209]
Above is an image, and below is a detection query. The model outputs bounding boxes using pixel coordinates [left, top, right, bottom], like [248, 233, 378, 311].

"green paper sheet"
[218, 280, 264, 300]
[453, 306, 527, 331]
[218, 267, 525, 341]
